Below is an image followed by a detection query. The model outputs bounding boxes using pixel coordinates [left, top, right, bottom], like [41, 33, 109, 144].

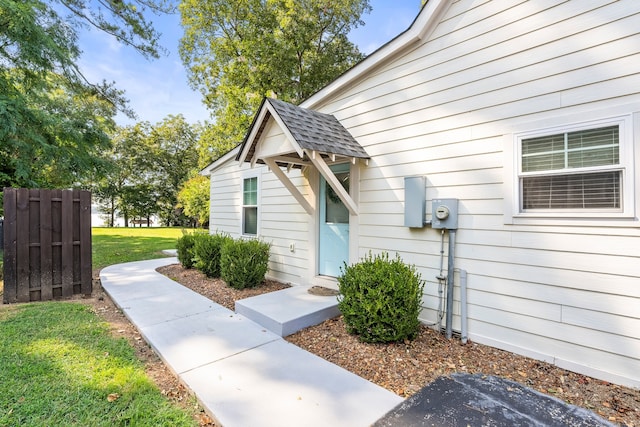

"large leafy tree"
[93, 123, 150, 227]
[93, 116, 200, 227]
[179, 0, 371, 166]
[0, 0, 172, 189]
[145, 115, 200, 226]
[0, 71, 117, 188]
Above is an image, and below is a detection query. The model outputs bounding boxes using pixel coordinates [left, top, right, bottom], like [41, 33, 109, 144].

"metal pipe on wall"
[459, 268, 468, 344]
[445, 229, 456, 339]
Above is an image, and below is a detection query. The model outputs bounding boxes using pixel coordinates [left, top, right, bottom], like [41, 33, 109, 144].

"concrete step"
[235, 286, 341, 336]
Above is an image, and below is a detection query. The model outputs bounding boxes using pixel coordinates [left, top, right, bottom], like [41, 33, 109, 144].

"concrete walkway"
[100, 258, 403, 427]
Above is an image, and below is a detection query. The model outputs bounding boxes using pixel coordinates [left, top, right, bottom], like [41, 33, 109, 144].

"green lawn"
[0, 302, 198, 427]
[0, 228, 204, 426]
[92, 227, 196, 270]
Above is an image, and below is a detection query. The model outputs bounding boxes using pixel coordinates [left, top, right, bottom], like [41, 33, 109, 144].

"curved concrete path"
[100, 258, 403, 427]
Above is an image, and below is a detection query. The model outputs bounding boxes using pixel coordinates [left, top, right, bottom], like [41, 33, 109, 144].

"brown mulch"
[287, 317, 640, 426]
[86, 263, 638, 427]
[155, 264, 290, 311]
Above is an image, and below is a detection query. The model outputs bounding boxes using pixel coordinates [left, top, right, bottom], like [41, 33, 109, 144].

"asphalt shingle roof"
[238, 98, 369, 164]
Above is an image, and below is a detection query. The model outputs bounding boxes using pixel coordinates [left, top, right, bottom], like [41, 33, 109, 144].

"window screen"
[520, 125, 621, 210]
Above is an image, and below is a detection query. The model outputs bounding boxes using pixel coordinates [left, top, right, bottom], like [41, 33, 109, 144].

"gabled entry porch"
[236, 98, 370, 282]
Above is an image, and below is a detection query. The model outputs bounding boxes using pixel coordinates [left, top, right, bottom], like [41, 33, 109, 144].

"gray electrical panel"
[431, 198, 459, 229]
[404, 176, 426, 228]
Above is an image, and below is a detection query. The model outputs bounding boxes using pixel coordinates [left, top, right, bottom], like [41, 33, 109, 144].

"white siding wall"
[208, 0, 640, 388]
[260, 165, 313, 285]
[312, 0, 640, 388]
[209, 152, 312, 285]
[209, 156, 242, 235]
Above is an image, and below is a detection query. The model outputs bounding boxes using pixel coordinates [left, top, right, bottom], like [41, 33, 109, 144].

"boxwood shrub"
[176, 233, 198, 269]
[220, 238, 270, 289]
[194, 233, 232, 278]
[337, 252, 425, 343]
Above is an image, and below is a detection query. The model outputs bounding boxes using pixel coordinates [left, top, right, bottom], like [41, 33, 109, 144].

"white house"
[202, 0, 640, 389]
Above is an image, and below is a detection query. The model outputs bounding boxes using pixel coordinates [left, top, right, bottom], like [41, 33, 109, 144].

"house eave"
[200, 146, 240, 176]
[302, 0, 449, 110]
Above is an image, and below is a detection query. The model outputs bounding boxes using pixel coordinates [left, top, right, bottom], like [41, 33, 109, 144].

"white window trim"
[505, 114, 637, 224]
[241, 171, 260, 237]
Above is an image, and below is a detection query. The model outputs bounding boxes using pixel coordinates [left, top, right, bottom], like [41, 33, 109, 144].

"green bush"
[194, 233, 232, 277]
[176, 233, 198, 269]
[337, 252, 425, 343]
[220, 238, 270, 289]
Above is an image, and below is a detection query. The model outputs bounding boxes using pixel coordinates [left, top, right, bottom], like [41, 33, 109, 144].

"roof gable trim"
[302, 0, 449, 110]
[200, 146, 240, 176]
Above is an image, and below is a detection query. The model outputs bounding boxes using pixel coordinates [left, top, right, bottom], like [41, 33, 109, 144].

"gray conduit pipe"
[459, 268, 468, 344]
[445, 229, 456, 339]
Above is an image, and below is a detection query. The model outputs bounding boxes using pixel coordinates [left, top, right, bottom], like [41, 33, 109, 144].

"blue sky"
[77, 1, 421, 126]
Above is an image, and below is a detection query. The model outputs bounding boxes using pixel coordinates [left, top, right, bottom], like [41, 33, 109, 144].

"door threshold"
[312, 275, 339, 290]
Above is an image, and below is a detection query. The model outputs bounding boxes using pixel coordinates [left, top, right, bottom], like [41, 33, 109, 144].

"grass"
[0, 228, 203, 425]
[0, 302, 198, 427]
[92, 227, 197, 270]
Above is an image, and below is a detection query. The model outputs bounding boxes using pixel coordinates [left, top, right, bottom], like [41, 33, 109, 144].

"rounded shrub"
[176, 233, 198, 269]
[220, 238, 270, 289]
[194, 233, 232, 277]
[337, 252, 425, 343]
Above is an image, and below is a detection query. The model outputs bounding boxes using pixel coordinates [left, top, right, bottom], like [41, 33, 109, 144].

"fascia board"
[302, 0, 448, 110]
[200, 146, 240, 176]
[238, 103, 270, 163]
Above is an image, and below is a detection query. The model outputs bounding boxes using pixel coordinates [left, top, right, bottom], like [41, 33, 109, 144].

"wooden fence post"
[79, 190, 92, 296]
[3, 188, 17, 303]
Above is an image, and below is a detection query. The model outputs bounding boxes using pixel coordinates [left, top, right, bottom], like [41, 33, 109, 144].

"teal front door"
[318, 164, 350, 277]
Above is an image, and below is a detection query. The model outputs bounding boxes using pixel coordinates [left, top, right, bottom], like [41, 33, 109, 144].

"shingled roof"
[237, 98, 369, 165]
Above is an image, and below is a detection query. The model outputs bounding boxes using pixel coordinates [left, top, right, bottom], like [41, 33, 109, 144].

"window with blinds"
[519, 125, 621, 210]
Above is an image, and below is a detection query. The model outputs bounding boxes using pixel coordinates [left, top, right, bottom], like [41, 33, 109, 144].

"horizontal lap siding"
[210, 158, 311, 285]
[209, 161, 241, 234]
[259, 167, 310, 284]
[318, 0, 640, 387]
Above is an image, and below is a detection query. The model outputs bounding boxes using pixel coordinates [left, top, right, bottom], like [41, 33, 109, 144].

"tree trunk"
[109, 196, 115, 227]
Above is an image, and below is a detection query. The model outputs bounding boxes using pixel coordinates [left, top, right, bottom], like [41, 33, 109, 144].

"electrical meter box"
[404, 176, 426, 228]
[431, 198, 458, 229]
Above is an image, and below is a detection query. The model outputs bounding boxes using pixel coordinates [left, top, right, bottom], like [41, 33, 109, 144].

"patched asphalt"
[374, 373, 615, 427]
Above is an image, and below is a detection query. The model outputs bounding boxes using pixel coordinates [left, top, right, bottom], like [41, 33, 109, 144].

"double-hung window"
[515, 116, 634, 218]
[242, 176, 258, 235]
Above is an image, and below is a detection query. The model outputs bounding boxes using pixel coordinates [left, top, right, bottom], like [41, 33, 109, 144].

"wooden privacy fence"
[2, 188, 92, 303]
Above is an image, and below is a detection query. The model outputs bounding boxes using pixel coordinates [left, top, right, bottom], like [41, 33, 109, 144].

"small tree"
[177, 175, 210, 228]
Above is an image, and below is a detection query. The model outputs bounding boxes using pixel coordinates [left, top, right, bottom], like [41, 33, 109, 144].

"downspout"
[445, 229, 456, 339]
